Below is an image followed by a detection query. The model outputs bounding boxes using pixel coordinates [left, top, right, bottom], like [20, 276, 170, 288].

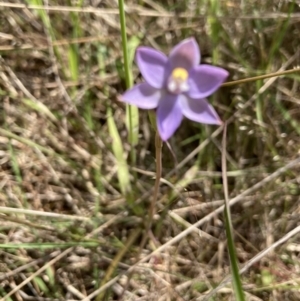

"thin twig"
[222, 67, 300, 87]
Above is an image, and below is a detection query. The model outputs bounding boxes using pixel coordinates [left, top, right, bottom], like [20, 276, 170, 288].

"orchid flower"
[121, 38, 228, 141]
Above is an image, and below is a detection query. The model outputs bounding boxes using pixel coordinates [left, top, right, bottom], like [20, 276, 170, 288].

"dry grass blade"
[0, 206, 90, 221]
[1, 2, 300, 19]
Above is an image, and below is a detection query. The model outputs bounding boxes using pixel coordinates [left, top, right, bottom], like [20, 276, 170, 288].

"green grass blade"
[21, 97, 57, 122]
[0, 128, 55, 156]
[275, 97, 300, 135]
[33, 276, 49, 293]
[107, 106, 131, 195]
[224, 206, 245, 300]
[222, 124, 245, 301]
[68, 45, 79, 81]
[26, 0, 50, 29]
[125, 36, 140, 147]
[8, 140, 22, 184]
[67, 0, 83, 81]
[118, 0, 139, 168]
[127, 36, 140, 85]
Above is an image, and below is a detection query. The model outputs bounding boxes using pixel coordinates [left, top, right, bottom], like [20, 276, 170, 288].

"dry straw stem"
[222, 67, 300, 87]
[1, 2, 300, 19]
[0, 35, 115, 52]
[0, 206, 90, 221]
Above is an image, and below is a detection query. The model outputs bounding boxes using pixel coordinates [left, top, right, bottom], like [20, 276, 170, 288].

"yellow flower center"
[167, 68, 189, 94]
[172, 68, 189, 81]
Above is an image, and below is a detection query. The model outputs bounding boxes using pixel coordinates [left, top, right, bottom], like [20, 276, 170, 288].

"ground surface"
[1, 1, 300, 300]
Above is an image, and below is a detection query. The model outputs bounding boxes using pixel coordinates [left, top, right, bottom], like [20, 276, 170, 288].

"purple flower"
[121, 37, 228, 141]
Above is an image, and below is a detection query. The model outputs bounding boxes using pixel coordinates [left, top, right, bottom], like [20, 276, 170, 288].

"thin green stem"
[147, 112, 163, 219]
[118, 0, 130, 89]
[222, 123, 245, 301]
[118, 0, 136, 173]
[149, 131, 163, 224]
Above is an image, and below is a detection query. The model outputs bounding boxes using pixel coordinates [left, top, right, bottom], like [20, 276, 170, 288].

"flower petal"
[169, 38, 200, 71]
[180, 95, 222, 125]
[135, 47, 168, 89]
[157, 94, 183, 141]
[121, 83, 162, 109]
[188, 65, 228, 99]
